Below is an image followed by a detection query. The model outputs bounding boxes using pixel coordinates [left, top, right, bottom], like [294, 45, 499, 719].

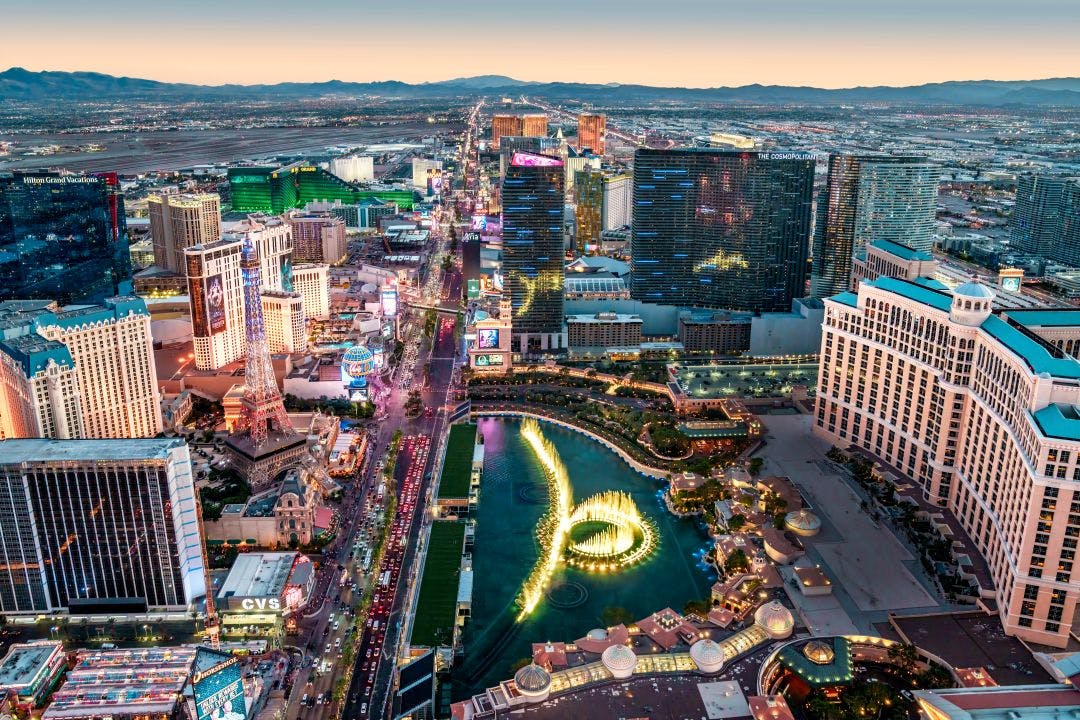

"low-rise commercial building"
[216, 551, 314, 643]
[205, 468, 319, 547]
[566, 312, 643, 356]
[678, 310, 752, 354]
[43, 647, 196, 720]
[0, 641, 65, 710]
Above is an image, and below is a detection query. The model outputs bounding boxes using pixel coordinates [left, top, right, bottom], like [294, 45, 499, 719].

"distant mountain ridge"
[2, 67, 1079, 105]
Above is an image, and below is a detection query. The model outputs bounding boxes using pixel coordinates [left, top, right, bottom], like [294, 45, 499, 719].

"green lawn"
[410, 521, 466, 647]
[436, 423, 477, 499]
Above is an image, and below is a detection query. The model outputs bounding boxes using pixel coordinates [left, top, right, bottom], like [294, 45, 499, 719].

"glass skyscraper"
[630, 149, 814, 312]
[1012, 174, 1075, 260]
[501, 152, 565, 336]
[811, 154, 938, 298]
[0, 438, 205, 614]
[0, 172, 130, 305]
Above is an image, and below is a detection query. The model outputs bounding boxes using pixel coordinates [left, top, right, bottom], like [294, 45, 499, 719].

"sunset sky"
[3, 0, 1077, 88]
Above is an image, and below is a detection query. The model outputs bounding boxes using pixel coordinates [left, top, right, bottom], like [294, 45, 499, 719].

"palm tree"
[887, 642, 920, 674]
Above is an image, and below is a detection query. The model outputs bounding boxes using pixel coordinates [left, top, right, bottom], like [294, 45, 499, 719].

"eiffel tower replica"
[224, 237, 307, 489]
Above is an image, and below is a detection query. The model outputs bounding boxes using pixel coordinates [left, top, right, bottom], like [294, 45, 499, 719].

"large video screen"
[193, 652, 246, 720]
[474, 354, 504, 367]
[206, 275, 226, 334]
[381, 287, 398, 318]
[188, 272, 226, 337]
[477, 328, 499, 349]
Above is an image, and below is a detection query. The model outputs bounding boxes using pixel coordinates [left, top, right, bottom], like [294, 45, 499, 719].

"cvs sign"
[240, 597, 281, 611]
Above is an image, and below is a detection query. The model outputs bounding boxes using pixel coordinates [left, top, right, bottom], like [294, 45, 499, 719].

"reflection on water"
[457, 417, 713, 697]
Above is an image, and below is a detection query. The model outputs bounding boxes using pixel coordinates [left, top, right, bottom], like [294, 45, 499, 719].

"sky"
[3, 0, 1078, 88]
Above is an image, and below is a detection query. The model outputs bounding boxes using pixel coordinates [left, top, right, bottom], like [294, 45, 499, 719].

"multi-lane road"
[285, 101, 479, 720]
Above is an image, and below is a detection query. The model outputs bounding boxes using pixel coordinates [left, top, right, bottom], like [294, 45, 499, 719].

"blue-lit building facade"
[629, 149, 814, 312]
[501, 152, 565, 349]
[0, 172, 130, 305]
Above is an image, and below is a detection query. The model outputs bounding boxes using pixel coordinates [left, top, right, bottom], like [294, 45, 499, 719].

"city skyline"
[3, 4, 1080, 713]
[3, 0, 1078, 88]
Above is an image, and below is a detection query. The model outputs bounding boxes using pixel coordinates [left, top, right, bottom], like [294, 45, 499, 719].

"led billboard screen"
[206, 275, 226, 334]
[476, 328, 499, 349]
[381, 286, 398, 317]
[509, 152, 564, 168]
[193, 651, 246, 720]
[188, 272, 226, 337]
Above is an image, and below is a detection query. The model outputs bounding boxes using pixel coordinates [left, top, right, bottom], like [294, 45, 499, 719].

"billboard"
[509, 152, 563, 168]
[188, 271, 226, 337]
[476, 328, 499, 349]
[470, 214, 487, 231]
[193, 650, 246, 720]
[381, 286, 398, 318]
[466, 279, 480, 298]
[206, 275, 227, 334]
[281, 256, 294, 292]
[473, 354, 504, 367]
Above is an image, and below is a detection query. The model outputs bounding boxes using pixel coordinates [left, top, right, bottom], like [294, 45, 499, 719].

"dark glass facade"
[574, 168, 604, 254]
[228, 165, 416, 213]
[1062, 182, 1080, 267]
[811, 154, 937, 298]
[812, 155, 862, 299]
[630, 149, 814, 312]
[501, 154, 565, 333]
[1012, 175, 1072, 259]
[0, 172, 130, 305]
[0, 455, 187, 613]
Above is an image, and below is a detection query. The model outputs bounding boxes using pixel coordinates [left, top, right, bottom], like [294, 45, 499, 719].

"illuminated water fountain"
[515, 419, 655, 619]
[565, 490, 655, 570]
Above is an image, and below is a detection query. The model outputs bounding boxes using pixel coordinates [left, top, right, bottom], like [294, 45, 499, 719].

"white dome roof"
[690, 639, 724, 663]
[803, 640, 836, 665]
[586, 628, 608, 641]
[601, 644, 638, 674]
[514, 663, 552, 694]
[785, 510, 822, 535]
[689, 639, 725, 673]
[953, 281, 995, 299]
[754, 601, 795, 639]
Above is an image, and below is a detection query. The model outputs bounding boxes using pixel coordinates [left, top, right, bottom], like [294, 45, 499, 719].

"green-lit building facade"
[228, 163, 417, 214]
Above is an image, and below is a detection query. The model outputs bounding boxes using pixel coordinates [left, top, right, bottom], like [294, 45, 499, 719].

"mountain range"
[2, 67, 1080, 105]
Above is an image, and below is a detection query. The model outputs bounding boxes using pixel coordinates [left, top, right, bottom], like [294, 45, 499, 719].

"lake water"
[456, 417, 714, 696]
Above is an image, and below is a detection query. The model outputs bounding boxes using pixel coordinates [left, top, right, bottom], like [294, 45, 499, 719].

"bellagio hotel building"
[817, 275, 1080, 647]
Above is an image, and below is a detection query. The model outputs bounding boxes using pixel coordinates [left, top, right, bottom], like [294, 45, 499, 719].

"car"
[301, 694, 311, 707]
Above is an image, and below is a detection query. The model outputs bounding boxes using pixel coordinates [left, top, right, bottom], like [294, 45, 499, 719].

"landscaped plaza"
[672, 362, 819, 399]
